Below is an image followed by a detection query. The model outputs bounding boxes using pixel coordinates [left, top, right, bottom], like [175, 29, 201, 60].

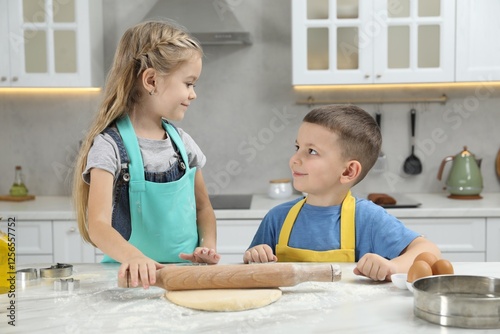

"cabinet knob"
[1, 76, 6, 82]
[12, 76, 18, 82]
[364, 74, 370, 79]
[68, 227, 76, 233]
[376, 74, 382, 78]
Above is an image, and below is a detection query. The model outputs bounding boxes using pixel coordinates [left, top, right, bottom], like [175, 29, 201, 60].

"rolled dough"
[165, 288, 282, 312]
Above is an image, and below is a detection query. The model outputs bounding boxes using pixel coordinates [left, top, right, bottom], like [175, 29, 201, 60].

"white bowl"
[406, 281, 415, 292]
[391, 273, 408, 289]
[268, 179, 293, 199]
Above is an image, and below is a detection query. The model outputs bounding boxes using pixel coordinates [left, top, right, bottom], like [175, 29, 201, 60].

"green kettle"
[437, 146, 483, 199]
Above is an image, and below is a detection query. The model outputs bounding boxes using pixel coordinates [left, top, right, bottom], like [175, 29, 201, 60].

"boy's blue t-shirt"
[248, 196, 420, 261]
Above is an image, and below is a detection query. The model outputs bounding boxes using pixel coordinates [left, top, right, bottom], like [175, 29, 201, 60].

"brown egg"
[407, 260, 433, 283]
[431, 259, 454, 275]
[413, 252, 438, 267]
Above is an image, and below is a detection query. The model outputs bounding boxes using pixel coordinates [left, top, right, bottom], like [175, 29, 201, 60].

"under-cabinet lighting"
[293, 82, 500, 91]
[293, 81, 500, 105]
[0, 87, 102, 94]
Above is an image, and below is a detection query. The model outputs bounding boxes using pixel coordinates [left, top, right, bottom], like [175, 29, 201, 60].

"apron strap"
[116, 115, 145, 182]
[340, 190, 355, 250]
[115, 116, 192, 183]
[278, 198, 306, 246]
[162, 120, 190, 170]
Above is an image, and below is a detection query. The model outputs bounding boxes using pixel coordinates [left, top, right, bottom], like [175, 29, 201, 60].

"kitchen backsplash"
[1, 0, 500, 197]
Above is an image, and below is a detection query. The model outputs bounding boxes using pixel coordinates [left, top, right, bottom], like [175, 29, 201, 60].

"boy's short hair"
[303, 104, 382, 183]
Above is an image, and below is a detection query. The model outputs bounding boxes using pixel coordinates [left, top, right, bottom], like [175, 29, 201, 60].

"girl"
[73, 20, 220, 289]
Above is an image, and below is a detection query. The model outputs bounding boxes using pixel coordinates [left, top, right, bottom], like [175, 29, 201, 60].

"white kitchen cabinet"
[0, 220, 53, 265]
[97, 219, 261, 264]
[455, 0, 500, 82]
[215, 217, 489, 263]
[53, 221, 96, 263]
[0, 219, 98, 265]
[0, 3, 10, 86]
[292, 0, 455, 85]
[403, 217, 486, 262]
[217, 219, 260, 264]
[486, 218, 500, 262]
[1, 0, 103, 87]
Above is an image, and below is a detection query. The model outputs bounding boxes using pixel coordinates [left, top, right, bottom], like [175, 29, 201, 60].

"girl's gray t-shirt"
[82, 127, 206, 184]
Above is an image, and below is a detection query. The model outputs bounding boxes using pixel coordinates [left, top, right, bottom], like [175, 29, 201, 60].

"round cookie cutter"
[16, 268, 39, 281]
[40, 263, 73, 278]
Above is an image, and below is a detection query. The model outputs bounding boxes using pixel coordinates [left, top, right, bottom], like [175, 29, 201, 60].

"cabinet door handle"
[364, 74, 370, 79]
[1, 76, 6, 82]
[376, 74, 382, 78]
[12, 76, 18, 82]
[68, 227, 76, 233]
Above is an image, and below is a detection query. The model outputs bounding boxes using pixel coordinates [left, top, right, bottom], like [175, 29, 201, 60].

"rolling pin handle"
[331, 264, 342, 282]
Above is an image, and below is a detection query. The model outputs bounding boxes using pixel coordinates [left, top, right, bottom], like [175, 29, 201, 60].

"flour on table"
[165, 288, 282, 312]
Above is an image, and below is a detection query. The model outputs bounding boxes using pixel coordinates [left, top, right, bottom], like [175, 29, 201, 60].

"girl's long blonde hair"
[73, 20, 203, 245]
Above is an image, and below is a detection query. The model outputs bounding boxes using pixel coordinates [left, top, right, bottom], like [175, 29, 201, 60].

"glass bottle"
[9, 166, 28, 197]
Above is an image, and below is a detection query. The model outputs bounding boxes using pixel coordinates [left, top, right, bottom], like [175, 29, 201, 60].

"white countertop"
[2, 193, 500, 221]
[3, 262, 499, 333]
[0, 196, 74, 220]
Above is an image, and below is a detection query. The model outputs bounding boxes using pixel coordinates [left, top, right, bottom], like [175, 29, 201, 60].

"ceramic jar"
[268, 178, 293, 199]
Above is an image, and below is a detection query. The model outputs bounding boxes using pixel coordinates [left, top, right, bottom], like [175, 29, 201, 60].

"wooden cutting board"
[0, 195, 35, 202]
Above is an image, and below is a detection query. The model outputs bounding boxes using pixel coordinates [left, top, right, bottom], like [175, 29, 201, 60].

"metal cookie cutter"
[54, 278, 80, 291]
[40, 263, 73, 278]
[16, 268, 39, 281]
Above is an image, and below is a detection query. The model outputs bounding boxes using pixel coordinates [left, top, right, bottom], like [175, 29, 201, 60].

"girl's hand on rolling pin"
[118, 256, 164, 289]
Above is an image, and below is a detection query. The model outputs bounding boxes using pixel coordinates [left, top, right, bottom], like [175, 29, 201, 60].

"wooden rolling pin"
[118, 263, 342, 290]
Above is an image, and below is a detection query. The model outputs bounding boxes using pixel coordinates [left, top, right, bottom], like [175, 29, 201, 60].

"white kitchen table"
[2, 262, 499, 333]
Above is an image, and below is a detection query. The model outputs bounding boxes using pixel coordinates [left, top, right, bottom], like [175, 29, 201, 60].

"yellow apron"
[276, 190, 356, 262]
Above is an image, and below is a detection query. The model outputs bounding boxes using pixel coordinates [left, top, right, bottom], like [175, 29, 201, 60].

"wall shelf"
[298, 95, 448, 107]
[294, 82, 500, 106]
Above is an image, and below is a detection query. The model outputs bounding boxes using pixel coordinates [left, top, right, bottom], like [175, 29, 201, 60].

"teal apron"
[102, 115, 198, 263]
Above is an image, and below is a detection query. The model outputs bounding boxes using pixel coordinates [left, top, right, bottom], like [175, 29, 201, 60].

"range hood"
[145, 0, 252, 45]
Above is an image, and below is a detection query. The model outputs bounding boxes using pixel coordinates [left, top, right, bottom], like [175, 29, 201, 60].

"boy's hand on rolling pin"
[353, 253, 397, 281]
[243, 244, 278, 264]
[179, 247, 220, 264]
[118, 256, 164, 289]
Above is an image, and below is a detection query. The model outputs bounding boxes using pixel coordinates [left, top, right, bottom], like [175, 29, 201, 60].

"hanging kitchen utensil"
[496, 148, 500, 179]
[403, 109, 422, 175]
[372, 112, 387, 173]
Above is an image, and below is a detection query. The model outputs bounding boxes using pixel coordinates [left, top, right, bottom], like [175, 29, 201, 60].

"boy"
[244, 105, 440, 281]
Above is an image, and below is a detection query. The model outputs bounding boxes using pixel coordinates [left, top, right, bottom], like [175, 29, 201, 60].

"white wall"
[1, 0, 499, 197]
